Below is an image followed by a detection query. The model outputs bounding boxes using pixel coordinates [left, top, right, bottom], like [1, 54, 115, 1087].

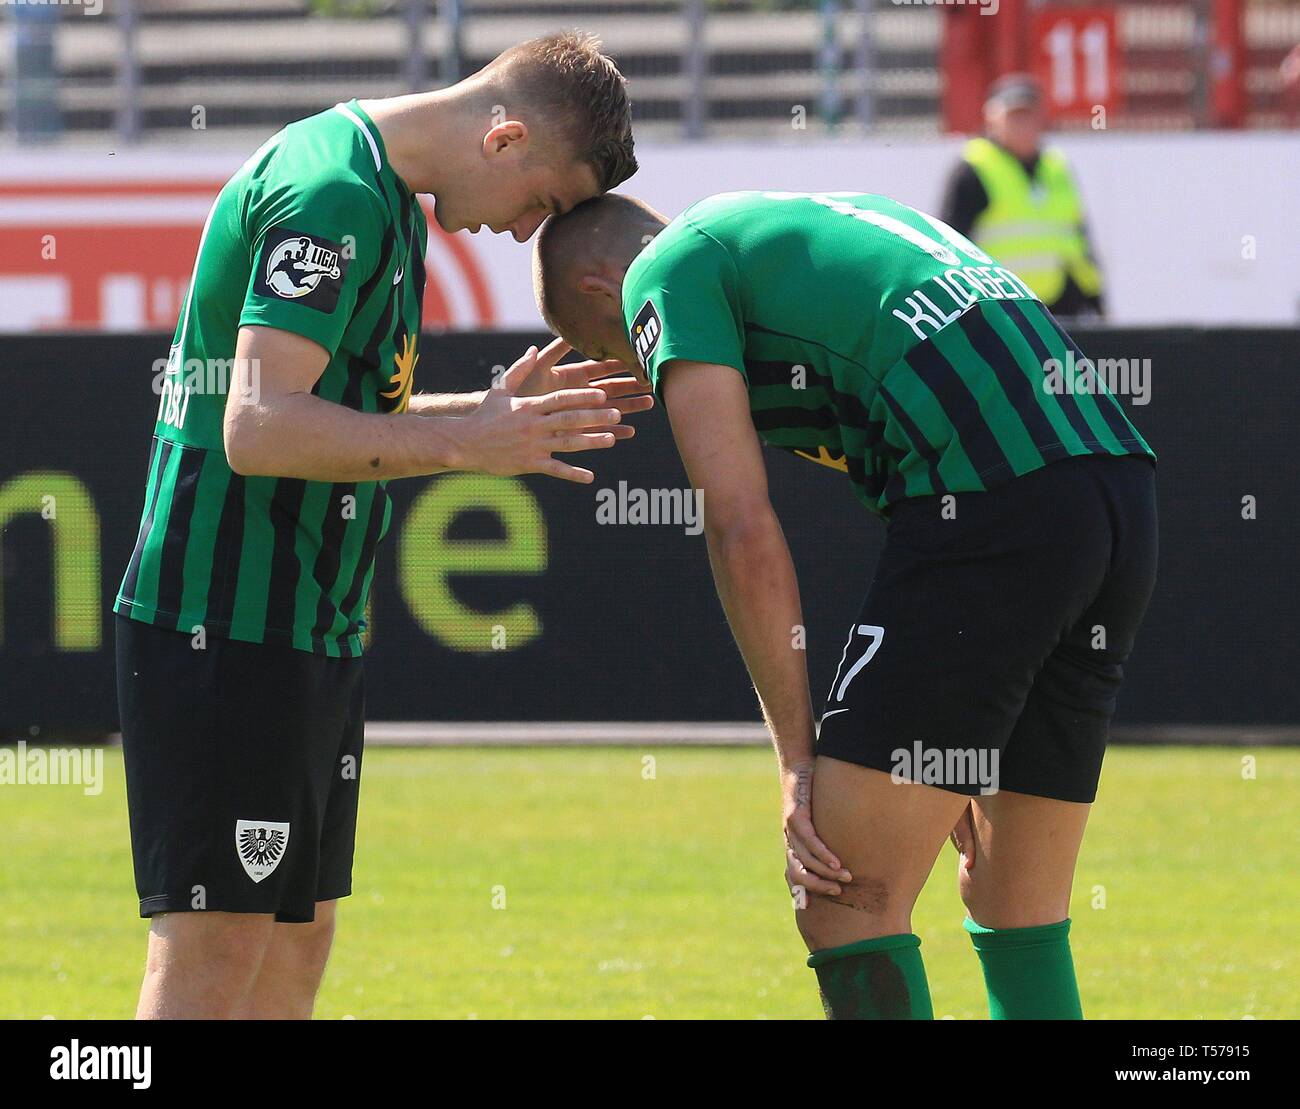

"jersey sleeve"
[239, 176, 387, 355]
[622, 225, 745, 394]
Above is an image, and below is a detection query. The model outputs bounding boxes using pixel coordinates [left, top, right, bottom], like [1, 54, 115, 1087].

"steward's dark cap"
[986, 73, 1043, 111]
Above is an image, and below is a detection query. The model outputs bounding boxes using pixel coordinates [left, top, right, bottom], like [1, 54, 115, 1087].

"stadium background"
[1, 0, 1297, 1020]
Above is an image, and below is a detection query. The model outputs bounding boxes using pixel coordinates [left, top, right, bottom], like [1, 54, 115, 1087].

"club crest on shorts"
[630, 299, 662, 370]
[254, 226, 349, 311]
[235, 820, 290, 883]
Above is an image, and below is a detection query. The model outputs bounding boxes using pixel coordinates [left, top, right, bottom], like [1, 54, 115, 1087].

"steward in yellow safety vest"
[940, 74, 1105, 317]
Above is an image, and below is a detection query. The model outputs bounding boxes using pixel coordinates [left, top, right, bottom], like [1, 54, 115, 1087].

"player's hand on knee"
[786, 845, 843, 899]
[781, 760, 852, 895]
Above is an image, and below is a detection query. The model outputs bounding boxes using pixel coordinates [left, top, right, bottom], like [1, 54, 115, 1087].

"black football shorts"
[815, 454, 1157, 803]
[116, 616, 364, 923]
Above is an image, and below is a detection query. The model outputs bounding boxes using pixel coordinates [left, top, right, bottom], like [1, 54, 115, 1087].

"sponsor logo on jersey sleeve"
[630, 299, 662, 370]
[254, 226, 350, 312]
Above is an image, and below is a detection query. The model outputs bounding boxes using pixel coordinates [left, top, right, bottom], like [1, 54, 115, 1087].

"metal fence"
[3, 0, 1297, 145]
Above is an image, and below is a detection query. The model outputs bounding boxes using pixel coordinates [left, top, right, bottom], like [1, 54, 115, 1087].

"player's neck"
[359, 90, 468, 196]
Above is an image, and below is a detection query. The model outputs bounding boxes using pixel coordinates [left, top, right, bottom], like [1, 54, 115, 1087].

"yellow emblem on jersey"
[792, 445, 849, 472]
[382, 332, 418, 413]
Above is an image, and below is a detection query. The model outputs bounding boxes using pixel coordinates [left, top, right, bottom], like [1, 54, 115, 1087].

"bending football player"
[533, 190, 1157, 1020]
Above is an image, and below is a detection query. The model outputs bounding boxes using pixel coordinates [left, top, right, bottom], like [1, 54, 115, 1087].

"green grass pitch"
[1, 745, 1294, 1019]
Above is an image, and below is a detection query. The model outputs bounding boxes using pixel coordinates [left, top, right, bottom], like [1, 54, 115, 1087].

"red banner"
[0, 179, 494, 332]
[1032, 7, 1122, 122]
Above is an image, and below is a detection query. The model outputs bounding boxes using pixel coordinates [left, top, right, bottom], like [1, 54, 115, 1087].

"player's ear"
[482, 120, 528, 159]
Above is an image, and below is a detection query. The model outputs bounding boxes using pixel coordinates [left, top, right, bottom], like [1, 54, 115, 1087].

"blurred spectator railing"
[1, 0, 1295, 145]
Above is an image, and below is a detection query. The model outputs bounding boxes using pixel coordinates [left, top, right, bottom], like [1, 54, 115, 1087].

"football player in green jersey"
[115, 33, 650, 1020]
[534, 191, 1157, 1020]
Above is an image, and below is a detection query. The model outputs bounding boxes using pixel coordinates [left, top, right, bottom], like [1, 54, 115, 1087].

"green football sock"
[806, 933, 934, 1020]
[964, 916, 1084, 1019]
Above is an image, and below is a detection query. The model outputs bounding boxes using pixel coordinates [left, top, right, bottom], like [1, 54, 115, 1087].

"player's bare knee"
[794, 876, 906, 951]
[960, 877, 1068, 930]
[959, 865, 994, 921]
[967, 903, 1071, 931]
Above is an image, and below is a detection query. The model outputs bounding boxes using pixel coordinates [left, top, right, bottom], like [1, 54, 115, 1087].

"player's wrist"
[777, 755, 816, 779]
[774, 735, 817, 774]
[422, 412, 474, 473]
[409, 390, 487, 417]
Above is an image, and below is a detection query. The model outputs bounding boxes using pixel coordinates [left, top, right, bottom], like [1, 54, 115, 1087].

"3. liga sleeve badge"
[253, 226, 350, 312]
[235, 819, 291, 883]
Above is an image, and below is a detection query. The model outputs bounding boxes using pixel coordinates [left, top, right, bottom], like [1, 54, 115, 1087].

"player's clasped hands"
[464, 336, 654, 484]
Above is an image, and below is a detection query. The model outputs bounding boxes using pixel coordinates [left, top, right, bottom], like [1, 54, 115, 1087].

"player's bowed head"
[364, 32, 638, 243]
[533, 193, 669, 375]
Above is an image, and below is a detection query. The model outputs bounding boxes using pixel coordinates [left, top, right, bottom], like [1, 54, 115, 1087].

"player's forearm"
[224, 390, 468, 481]
[408, 391, 486, 417]
[705, 513, 817, 767]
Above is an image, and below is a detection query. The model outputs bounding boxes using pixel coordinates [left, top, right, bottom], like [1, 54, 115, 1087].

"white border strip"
[93, 724, 1300, 748]
[0, 198, 217, 224]
[365, 722, 770, 747]
[358, 723, 1300, 748]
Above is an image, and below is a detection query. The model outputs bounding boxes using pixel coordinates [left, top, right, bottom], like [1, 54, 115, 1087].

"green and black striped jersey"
[623, 191, 1153, 515]
[115, 100, 427, 657]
